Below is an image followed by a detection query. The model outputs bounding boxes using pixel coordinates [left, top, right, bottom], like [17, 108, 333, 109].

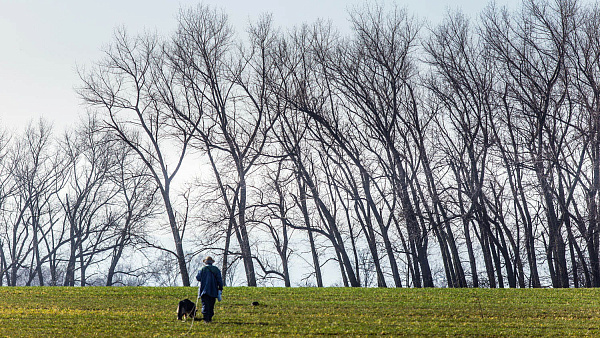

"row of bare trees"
[4, 0, 600, 287]
[0, 118, 159, 286]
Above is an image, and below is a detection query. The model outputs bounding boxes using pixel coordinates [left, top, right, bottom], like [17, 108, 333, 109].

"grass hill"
[0, 286, 599, 336]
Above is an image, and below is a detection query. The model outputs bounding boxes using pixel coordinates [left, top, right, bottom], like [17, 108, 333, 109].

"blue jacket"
[196, 264, 223, 298]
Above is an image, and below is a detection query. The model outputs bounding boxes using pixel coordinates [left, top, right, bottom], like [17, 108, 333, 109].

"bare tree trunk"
[394, 156, 433, 287]
[79, 239, 85, 286]
[0, 242, 6, 286]
[237, 175, 257, 287]
[463, 219, 478, 287]
[332, 162, 384, 287]
[360, 170, 400, 287]
[296, 176, 323, 287]
[536, 163, 569, 288]
[221, 218, 234, 286]
[311, 181, 359, 287]
[31, 215, 44, 286]
[106, 237, 125, 286]
[163, 190, 190, 286]
[64, 214, 77, 287]
[453, 162, 479, 287]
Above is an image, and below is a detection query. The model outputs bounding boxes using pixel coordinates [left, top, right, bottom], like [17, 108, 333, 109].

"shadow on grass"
[217, 321, 269, 326]
[183, 318, 268, 326]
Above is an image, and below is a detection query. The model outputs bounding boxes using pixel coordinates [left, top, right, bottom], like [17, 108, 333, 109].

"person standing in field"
[196, 256, 224, 323]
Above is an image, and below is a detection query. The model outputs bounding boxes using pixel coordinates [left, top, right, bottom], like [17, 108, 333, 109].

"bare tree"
[79, 29, 200, 286]
[0, 120, 70, 286]
[482, 0, 578, 287]
[105, 140, 158, 286]
[167, 7, 280, 286]
[0, 127, 11, 285]
[60, 116, 123, 286]
[0, 137, 34, 285]
[21, 120, 69, 286]
[324, 5, 434, 287]
[569, 2, 600, 287]
[255, 158, 296, 287]
[268, 23, 363, 286]
[424, 11, 522, 287]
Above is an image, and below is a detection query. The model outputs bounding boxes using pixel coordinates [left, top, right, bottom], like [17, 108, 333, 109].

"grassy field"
[0, 286, 599, 337]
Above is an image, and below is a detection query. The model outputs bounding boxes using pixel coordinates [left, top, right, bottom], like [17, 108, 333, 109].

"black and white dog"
[177, 298, 197, 321]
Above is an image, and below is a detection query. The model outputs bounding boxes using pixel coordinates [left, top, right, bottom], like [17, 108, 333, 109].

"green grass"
[0, 287, 599, 337]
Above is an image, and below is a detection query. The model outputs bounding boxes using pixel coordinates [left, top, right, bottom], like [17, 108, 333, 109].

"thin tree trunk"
[394, 157, 433, 287]
[296, 156, 360, 286]
[237, 174, 257, 287]
[296, 176, 323, 287]
[163, 190, 190, 287]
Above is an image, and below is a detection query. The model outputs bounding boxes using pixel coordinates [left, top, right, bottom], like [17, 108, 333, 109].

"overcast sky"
[0, 0, 521, 133]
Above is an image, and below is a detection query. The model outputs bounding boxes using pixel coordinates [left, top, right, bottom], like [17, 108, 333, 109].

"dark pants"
[201, 295, 216, 322]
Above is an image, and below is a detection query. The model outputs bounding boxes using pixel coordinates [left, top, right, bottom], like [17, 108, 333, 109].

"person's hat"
[203, 256, 215, 264]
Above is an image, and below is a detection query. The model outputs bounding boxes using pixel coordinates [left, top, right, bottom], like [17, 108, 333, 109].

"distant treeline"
[1, 0, 599, 288]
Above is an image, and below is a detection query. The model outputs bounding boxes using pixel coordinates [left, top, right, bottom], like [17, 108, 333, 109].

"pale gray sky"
[0, 0, 521, 132]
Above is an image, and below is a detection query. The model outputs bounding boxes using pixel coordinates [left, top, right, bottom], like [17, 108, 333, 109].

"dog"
[177, 298, 197, 321]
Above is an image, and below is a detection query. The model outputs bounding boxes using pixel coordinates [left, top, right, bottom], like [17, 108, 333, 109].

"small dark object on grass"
[252, 301, 260, 306]
[177, 298, 197, 321]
